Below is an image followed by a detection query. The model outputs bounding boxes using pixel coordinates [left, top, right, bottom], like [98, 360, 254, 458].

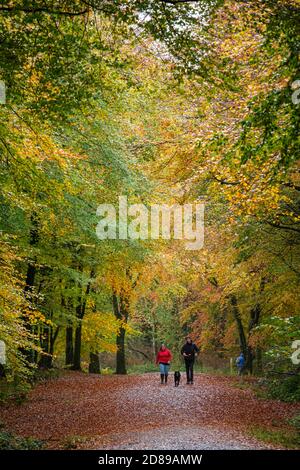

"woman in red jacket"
[156, 343, 172, 384]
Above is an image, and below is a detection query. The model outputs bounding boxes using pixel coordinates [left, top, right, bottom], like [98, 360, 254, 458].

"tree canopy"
[0, 0, 299, 405]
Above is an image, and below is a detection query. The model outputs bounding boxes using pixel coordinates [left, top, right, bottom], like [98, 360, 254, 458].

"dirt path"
[0, 371, 299, 450]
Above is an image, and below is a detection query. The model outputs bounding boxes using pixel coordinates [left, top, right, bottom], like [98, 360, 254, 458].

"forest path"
[0, 371, 299, 449]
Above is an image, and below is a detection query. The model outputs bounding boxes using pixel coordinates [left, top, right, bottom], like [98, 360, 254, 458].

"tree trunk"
[151, 306, 157, 361]
[25, 264, 36, 295]
[246, 346, 254, 374]
[256, 348, 263, 374]
[38, 324, 59, 369]
[38, 326, 50, 369]
[0, 364, 6, 378]
[113, 291, 128, 375]
[71, 268, 94, 371]
[116, 325, 127, 374]
[65, 326, 74, 366]
[63, 289, 74, 367]
[112, 270, 139, 375]
[246, 277, 266, 373]
[72, 324, 82, 371]
[49, 326, 59, 366]
[229, 294, 247, 357]
[22, 213, 39, 363]
[89, 352, 100, 374]
[24, 213, 39, 298]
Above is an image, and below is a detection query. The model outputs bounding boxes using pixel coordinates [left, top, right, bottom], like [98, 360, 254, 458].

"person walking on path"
[156, 343, 172, 384]
[181, 336, 199, 385]
[236, 352, 245, 376]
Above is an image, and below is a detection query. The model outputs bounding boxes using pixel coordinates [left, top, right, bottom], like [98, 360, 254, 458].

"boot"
[160, 374, 164, 384]
[164, 374, 168, 384]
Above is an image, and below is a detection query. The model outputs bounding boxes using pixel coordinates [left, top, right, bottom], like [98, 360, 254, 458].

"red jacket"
[156, 348, 172, 364]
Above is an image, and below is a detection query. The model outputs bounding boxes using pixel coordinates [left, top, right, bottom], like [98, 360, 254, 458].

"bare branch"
[0, 5, 89, 16]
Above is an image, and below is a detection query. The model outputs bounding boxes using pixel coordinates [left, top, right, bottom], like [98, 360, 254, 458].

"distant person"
[156, 343, 172, 385]
[181, 336, 199, 385]
[236, 352, 245, 376]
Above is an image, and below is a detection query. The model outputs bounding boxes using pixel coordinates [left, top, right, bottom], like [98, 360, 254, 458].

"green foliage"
[288, 414, 300, 434]
[33, 368, 62, 383]
[0, 379, 31, 405]
[0, 429, 44, 450]
[265, 375, 300, 403]
[249, 425, 300, 449]
[127, 363, 158, 375]
[62, 435, 88, 450]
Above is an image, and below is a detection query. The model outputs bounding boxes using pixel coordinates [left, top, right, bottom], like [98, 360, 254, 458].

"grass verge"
[249, 415, 300, 449]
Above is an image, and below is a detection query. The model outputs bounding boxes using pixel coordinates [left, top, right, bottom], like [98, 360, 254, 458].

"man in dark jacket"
[181, 336, 199, 384]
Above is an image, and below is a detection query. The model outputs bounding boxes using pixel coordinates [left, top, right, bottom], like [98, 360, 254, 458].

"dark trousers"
[185, 359, 194, 383]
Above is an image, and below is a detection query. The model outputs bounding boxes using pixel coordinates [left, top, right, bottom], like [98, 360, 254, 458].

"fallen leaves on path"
[0, 371, 299, 449]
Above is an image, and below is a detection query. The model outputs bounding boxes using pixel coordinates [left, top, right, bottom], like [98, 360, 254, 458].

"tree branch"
[267, 222, 300, 234]
[282, 182, 300, 192]
[0, 6, 89, 16]
[211, 174, 240, 185]
[127, 344, 152, 361]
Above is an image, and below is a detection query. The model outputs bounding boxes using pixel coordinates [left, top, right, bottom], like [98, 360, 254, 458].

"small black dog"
[174, 371, 181, 387]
